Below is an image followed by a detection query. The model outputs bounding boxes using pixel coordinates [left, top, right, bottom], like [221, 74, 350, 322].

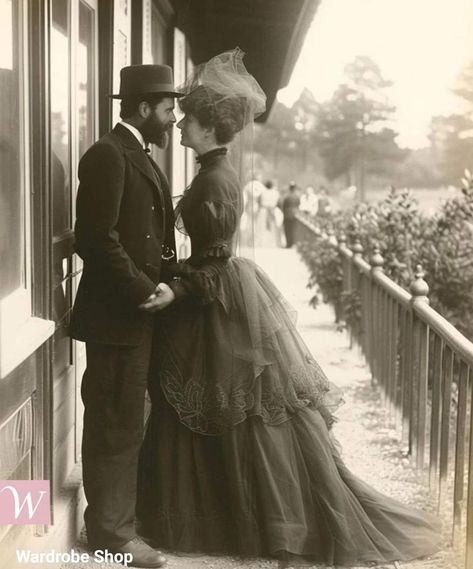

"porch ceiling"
[171, 0, 320, 121]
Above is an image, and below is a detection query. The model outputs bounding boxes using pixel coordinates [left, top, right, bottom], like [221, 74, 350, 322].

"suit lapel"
[112, 125, 174, 232]
[112, 124, 160, 190]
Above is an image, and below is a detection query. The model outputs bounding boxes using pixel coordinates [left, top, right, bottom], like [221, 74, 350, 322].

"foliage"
[417, 171, 473, 337]
[255, 56, 409, 191]
[392, 147, 443, 189]
[254, 101, 299, 163]
[298, 173, 473, 340]
[429, 114, 473, 184]
[299, 244, 341, 316]
[316, 57, 406, 197]
[297, 214, 344, 321]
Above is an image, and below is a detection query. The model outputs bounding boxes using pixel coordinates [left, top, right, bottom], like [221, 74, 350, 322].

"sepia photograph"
[0, 1, 472, 568]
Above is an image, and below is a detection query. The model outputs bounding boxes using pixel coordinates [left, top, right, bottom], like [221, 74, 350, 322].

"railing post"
[429, 334, 443, 493]
[338, 233, 348, 292]
[370, 246, 384, 270]
[466, 369, 473, 569]
[349, 239, 363, 349]
[351, 239, 363, 294]
[409, 265, 430, 471]
[453, 362, 469, 546]
[370, 247, 384, 390]
[338, 235, 349, 326]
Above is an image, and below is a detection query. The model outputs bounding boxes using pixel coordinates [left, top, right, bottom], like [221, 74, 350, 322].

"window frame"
[0, 0, 54, 379]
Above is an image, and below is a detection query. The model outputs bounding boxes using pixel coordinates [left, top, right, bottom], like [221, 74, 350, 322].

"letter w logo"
[0, 480, 50, 524]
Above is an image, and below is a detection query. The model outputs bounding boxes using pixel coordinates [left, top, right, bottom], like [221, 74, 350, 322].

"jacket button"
[145, 234, 151, 239]
[151, 206, 155, 211]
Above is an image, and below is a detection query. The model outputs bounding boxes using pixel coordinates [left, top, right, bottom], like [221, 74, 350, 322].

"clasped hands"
[139, 283, 175, 312]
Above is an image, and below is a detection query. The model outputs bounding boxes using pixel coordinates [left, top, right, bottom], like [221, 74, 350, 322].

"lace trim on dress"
[159, 346, 334, 436]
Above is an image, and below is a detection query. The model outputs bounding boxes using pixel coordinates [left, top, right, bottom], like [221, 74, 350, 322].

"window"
[0, 0, 26, 296]
[0, 0, 54, 378]
[112, 0, 131, 124]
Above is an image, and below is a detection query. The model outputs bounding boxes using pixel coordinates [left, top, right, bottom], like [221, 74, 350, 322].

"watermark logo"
[0, 480, 50, 525]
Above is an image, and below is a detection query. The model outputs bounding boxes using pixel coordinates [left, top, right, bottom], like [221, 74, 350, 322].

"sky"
[278, 0, 473, 149]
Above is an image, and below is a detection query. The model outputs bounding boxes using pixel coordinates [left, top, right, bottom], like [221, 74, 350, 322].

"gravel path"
[63, 248, 461, 569]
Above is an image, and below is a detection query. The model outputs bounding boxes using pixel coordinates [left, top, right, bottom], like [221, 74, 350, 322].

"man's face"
[140, 97, 176, 147]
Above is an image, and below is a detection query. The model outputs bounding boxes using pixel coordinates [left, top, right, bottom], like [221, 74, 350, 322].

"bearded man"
[70, 64, 183, 568]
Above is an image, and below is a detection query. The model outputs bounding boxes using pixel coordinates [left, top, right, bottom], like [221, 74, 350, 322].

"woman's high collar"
[196, 147, 228, 167]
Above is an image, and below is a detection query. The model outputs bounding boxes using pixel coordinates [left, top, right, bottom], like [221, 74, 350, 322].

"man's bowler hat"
[108, 64, 184, 99]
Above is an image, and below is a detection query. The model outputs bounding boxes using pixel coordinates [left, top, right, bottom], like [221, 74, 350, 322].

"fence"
[296, 215, 473, 568]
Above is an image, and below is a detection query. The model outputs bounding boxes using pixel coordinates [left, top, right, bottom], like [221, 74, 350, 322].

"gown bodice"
[175, 147, 242, 261]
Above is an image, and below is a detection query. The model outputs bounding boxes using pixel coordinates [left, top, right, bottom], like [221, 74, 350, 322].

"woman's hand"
[139, 283, 175, 312]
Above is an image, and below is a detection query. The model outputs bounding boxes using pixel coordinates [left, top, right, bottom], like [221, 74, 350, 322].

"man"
[71, 64, 182, 568]
[281, 181, 301, 248]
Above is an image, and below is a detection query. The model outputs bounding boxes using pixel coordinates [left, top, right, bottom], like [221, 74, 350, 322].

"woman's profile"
[137, 48, 441, 568]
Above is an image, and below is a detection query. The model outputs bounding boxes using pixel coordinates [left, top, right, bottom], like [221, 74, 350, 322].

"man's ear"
[138, 101, 150, 119]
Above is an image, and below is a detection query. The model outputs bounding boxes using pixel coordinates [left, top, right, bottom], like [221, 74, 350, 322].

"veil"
[158, 49, 343, 435]
[176, 48, 266, 259]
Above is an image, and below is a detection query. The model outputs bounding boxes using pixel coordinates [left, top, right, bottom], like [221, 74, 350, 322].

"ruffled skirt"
[137, 257, 440, 565]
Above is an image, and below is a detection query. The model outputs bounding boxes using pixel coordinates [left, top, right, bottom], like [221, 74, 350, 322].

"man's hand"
[139, 283, 175, 312]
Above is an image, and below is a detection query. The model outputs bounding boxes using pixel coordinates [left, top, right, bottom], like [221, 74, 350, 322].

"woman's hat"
[108, 64, 184, 99]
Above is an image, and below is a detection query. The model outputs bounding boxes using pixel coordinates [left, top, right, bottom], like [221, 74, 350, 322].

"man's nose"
[170, 111, 177, 124]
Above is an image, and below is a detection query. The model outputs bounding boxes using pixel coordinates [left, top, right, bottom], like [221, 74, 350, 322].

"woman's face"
[177, 113, 212, 153]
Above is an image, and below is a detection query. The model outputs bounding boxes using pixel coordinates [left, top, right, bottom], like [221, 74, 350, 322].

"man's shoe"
[112, 537, 167, 568]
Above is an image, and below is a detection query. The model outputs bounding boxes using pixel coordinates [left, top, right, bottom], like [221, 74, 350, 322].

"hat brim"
[108, 91, 185, 99]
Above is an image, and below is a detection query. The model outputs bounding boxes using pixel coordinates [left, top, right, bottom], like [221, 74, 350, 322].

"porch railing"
[296, 215, 473, 568]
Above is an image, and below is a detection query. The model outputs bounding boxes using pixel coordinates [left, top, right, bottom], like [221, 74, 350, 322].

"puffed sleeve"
[198, 199, 239, 258]
[167, 169, 241, 304]
[167, 197, 239, 304]
[167, 260, 226, 305]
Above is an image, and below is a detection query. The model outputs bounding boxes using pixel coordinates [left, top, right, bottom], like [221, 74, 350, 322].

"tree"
[254, 92, 323, 180]
[453, 59, 473, 110]
[428, 59, 473, 184]
[254, 101, 299, 167]
[291, 88, 320, 170]
[316, 56, 404, 199]
[429, 114, 473, 184]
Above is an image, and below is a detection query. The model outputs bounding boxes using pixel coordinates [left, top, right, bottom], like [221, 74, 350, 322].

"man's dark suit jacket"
[70, 123, 176, 346]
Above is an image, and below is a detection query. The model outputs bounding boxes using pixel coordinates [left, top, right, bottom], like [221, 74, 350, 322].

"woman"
[137, 50, 441, 567]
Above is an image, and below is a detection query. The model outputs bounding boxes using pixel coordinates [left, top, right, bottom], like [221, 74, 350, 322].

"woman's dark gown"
[137, 148, 441, 566]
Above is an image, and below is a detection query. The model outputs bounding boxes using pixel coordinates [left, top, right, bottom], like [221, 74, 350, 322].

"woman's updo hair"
[179, 85, 247, 145]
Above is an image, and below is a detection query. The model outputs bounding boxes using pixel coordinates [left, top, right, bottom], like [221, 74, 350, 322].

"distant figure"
[253, 180, 281, 247]
[300, 185, 319, 217]
[281, 181, 301, 248]
[316, 186, 332, 217]
[338, 185, 357, 210]
[241, 177, 266, 246]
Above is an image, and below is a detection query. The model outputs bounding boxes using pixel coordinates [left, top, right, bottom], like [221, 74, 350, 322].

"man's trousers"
[81, 319, 153, 549]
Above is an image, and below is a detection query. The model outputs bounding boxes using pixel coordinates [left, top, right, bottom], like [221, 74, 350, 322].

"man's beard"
[141, 116, 171, 149]
[154, 130, 169, 149]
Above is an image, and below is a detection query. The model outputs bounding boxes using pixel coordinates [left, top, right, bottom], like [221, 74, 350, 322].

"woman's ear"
[205, 125, 216, 139]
